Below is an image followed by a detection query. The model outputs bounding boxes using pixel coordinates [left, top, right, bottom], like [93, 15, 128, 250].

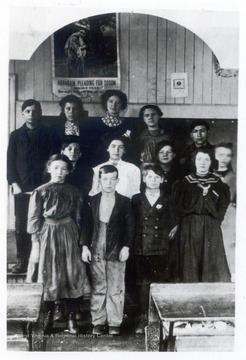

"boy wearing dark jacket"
[7, 99, 56, 273]
[82, 165, 134, 336]
[132, 164, 176, 334]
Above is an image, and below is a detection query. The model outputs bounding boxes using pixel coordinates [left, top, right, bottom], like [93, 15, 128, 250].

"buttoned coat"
[7, 123, 56, 192]
[132, 192, 175, 256]
[82, 191, 134, 261]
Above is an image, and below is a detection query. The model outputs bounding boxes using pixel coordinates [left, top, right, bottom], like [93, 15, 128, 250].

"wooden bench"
[7, 283, 44, 351]
[146, 283, 235, 352]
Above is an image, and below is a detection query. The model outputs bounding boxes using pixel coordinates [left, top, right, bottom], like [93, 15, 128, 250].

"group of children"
[7, 95, 235, 336]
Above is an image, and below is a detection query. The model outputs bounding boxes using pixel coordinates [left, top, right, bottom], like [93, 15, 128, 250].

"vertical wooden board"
[221, 76, 231, 104]
[137, 14, 148, 103]
[43, 37, 54, 101]
[193, 35, 203, 104]
[166, 21, 176, 104]
[175, 24, 185, 105]
[9, 60, 15, 74]
[230, 75, 239, 105]
[147, 15, 158, 103]
[129, 13, 141, 102]
[119, 13, 130, 99]
[24, 54, 35, 99]
[212, 57, 222, 104]
[184, 29, 194, 104]
[156, 17, 167, 103]
[15, 61, 26, 100]
[33, 42, 44, 101]
[202, 43, 213, 104]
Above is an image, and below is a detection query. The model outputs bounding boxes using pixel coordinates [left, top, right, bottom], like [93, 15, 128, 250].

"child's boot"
[135, 314, 148, 335]
[53, 301, 64, 322]
[67, 312, 79, 335]
[44, 311, 53, 335]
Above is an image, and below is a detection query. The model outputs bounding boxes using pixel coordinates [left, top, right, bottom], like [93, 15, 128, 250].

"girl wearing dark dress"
[85, 89, 135, 166]
[51, 94, 90, 158]
[172, 148, 231, 282]
[26, 154, 90, 335]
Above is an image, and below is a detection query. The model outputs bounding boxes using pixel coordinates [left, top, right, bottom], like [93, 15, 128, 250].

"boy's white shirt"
[89, 159, 141, 199]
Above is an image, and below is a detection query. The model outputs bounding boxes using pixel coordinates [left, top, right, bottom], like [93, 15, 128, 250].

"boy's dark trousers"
[14, 194, 32, 268]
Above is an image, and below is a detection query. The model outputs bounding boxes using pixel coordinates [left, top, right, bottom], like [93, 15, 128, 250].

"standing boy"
[7, 99, 56, 273]
[132, 164, 176, 334]
[82, 165, 134, 335]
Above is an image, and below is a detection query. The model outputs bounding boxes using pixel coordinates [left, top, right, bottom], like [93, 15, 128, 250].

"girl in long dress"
[172, 148, 231, 282]
[26, 154, 90, 334]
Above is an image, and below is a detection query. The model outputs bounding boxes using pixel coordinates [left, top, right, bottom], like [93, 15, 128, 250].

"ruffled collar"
[101, 113, 123, 127]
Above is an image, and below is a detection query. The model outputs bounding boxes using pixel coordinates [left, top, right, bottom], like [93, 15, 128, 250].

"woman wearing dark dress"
[172, 148, 231, 282]
[51, 94, 90, 159]
[85, 89, 135, 166]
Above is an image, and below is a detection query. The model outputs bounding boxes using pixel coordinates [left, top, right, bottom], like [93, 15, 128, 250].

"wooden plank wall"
[9, 13, 238, 118]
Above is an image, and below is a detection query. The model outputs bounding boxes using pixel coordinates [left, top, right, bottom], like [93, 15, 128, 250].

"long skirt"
[180, 214, 231, 282]
[27, 217, 91, 301]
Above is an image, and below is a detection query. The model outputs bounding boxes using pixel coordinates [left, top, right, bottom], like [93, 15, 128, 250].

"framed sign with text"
[52, 13, 120, 98]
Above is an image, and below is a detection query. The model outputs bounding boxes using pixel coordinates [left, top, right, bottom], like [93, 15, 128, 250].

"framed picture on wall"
[52, 13, 121, 98]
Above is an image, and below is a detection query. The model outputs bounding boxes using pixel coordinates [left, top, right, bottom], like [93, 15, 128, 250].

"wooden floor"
[7, 230, 146, 352]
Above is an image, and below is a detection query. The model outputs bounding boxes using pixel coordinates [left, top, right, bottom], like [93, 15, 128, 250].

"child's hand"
[12, 183, 22, 195]
[119, 246, 129, 262]
[30, 242, 40, 263]
[82, 246, 91, 263]
[169, 225, 179, 240]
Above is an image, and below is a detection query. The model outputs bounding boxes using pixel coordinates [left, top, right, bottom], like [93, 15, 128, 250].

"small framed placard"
[171, 73, 188, 97]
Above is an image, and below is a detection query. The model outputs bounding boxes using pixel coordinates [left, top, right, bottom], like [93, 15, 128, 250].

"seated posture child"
[89, 135, 140, 199]
[61, 136, 93, 196]
[82, 165, 134, 335]
[7, 99, 56, 273]
[132, 164, 176, 334]
[26, 154, 90, 335]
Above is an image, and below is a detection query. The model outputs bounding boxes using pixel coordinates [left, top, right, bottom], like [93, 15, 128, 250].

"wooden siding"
[10, 13, 238, 117]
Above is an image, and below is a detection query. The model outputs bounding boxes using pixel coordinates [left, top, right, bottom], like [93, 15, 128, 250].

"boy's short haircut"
[141, 164, 164, 178]
[155, 140, 176, 155]
[21, 99, 42, 114]
[190, 119, 210, 131]
[99, 165, 119, 179]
